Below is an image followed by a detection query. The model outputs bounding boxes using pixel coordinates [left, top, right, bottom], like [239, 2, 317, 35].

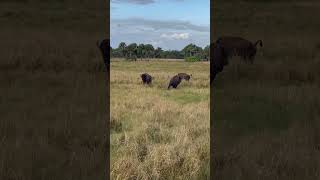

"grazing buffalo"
[96, 39, 110, 71]
[211, 42, 228, 83]
[178, 73, 192, 81]
[216, 36, 263, 64]
[140, 73, 153, 85]
[168, 75, 182, 89]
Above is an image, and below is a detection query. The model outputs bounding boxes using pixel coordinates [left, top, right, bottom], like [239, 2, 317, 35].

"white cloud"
[112, 18, 209, 32]
[160, 33, 190, 40]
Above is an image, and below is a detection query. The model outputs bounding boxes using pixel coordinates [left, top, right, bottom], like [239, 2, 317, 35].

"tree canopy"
[111, 42, 210, 61]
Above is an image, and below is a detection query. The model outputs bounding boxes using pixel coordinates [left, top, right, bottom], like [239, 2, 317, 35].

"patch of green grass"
[185, 56, 201, 62]
[163, 90, 207, 104]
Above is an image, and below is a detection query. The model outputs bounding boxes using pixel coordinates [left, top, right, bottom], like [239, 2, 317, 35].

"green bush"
[185, 56, 201, 62]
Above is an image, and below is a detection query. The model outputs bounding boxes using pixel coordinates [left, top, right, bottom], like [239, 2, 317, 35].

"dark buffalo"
[216, 36, 263, 64]
[168, 75, 182, 89]
[140, 73, 153, 85]
[96, 39, 110, 71]
[178, 73, 192, 81]
[211, 43, 228, 83]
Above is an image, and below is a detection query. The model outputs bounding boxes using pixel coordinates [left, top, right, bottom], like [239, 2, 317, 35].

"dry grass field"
[110, 60, 210, 179]
[0, 1, 107, 179]
[213, 1, 320, 179]
[111, 58, 185, 62]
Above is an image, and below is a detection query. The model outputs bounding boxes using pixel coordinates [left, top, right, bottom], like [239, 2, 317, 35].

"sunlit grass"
[110, 60, 210, 179]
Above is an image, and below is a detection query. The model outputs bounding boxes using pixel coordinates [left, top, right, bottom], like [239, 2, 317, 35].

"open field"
[111, 58, 185, 62]
[0, 1, 107, 179]
[213, 1, 320, 179]
[110, 60, 210, 179]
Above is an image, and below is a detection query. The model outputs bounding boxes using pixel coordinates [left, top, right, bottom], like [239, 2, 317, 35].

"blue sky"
[111, 0, 210, 50]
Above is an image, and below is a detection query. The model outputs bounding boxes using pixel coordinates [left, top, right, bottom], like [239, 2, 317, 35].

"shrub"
[185, 56, 201, 62]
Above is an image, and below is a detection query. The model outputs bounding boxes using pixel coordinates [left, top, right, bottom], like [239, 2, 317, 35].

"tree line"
[111, 42, 210, 61]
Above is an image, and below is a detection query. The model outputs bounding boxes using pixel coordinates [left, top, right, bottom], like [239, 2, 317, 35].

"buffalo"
[216, 36, 263, 64]
[211, 43, 228, 82]
[96, 39, 110, 71]
[140, 73, 153, 85]
[178, 73, 192, 81]
[168, 75, 182, 89]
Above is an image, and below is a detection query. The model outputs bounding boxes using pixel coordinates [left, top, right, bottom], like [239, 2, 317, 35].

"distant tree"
[126, 43, 138, 60]
[118, 42, 127, 58]
[111, 48, 122, 58]
[203, 45, 210, 61]
[182, 43, 203, 60]
[172, 50, 184, 59]
[137, 44, 146, 60]
[154, 47, 163, 58]
[144, 44, 155, 60]
[160, 50, 183, 59]
[110, 42, 208, 60]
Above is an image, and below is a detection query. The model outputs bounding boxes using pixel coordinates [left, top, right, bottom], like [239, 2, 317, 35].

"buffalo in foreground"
[216, 36, 263, 64]
[96, 39, 110, 71]
[211, 43, 228, 83]
[168, 75, 182, 89]
[211, 36, 263, 84]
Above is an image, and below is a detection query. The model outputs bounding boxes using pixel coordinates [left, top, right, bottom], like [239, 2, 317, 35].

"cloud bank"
[111, 17, 209, 50]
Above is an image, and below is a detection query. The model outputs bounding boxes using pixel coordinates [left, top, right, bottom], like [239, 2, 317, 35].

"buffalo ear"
[190, 74, 192, 77]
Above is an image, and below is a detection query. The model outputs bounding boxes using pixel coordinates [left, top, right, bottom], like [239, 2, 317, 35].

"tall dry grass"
[110, 61, 210, 179]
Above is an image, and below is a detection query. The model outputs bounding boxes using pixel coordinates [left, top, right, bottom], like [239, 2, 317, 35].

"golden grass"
[110, 60, 210, 179]
[111, 58, 184, 62]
